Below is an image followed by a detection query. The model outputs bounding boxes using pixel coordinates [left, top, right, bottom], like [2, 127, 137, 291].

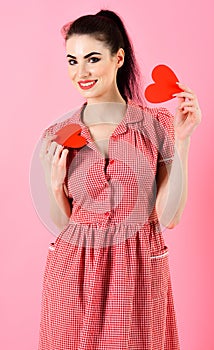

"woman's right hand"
[39, 134, 69, 191]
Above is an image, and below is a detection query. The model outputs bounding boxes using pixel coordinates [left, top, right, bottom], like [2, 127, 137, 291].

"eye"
[68, 59, 77, 66]
[89, 57, 100, 63]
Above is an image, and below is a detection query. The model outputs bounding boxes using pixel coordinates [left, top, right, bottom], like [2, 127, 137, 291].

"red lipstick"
[78, 80, 97, 90]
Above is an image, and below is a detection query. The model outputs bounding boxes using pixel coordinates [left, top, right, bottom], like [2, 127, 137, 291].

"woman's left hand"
[173, 82, 202, 140]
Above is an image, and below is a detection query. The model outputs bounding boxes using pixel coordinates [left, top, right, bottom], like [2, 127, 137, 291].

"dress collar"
[63, 98, 146, 155]
[70, 97, 145, 137]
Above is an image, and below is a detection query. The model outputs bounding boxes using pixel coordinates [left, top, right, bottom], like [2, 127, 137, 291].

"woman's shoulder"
[40, 104, 84, 140]
[128, 100, 174, 139]
[134, 101, 173, 119]
[136, 102, 174, 127]
[128, 99, 173, 117]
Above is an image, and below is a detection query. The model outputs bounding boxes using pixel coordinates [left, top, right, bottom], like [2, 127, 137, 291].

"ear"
[116, 48, 125, 68]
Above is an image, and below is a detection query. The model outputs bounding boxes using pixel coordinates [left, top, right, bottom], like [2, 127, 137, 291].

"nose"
[77, 62, 90, 79]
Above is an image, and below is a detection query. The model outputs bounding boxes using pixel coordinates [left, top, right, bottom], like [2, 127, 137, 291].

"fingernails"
[176, 81, 186, 87]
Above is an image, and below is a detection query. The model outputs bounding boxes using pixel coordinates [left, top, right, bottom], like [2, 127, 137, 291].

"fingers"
[51, 147, 69, 188]
[39, 134, 69, 168]
[59, 149, 69, 167]
[52, 143, 64, 161]
[177, 100, 201, 115]
[180, 106, 196, 115]
[39, 134, 69, 189]
[176, 82, 194, 94]
[173, 82, 196, 100]
[39, 134, 57, 159]
[53, 145, 69, 166]
[173, 91, 195, 100]
[173, 82, 201, 117]
[175, 92, 201, 114]
[178, 101, 195, 110]
[48, 141, 61, 159]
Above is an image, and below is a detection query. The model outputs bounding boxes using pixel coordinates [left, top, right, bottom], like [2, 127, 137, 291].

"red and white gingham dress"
[38, 99, 180, 350]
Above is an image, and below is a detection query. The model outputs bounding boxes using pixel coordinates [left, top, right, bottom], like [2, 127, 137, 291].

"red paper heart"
[54, 123, 87, 148]
[145, 64, 183, 103]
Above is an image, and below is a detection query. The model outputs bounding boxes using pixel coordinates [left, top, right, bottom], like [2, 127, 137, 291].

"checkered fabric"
[38, 99, 180, 349]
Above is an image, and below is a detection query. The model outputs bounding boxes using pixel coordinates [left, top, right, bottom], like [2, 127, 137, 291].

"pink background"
[1, 0, 213, 349]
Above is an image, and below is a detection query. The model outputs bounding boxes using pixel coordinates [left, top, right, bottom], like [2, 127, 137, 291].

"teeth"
[80, 80, 96, 87]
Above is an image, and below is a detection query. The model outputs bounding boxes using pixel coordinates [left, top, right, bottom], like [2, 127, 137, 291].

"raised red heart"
[145, 64, 183, 103]
[54, 123, 87, 148]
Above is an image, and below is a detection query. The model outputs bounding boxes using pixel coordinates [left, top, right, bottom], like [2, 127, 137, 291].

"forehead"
[65, 34, 109, 55]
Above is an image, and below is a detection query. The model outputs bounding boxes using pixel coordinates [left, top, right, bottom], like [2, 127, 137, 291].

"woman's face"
[65, 34, 125, 104]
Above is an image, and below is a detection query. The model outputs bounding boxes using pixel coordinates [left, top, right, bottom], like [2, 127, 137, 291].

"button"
[104, 182, 109, 187]
[109, 159, 114, 164]
[49, 243, 55, 251]
[104, 211, 110, 216]
[106, 175, 110, 181]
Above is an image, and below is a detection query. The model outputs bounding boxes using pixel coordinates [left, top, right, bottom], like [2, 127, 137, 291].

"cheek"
[91, 62, 112, 76]
[68, 67, 76, 80]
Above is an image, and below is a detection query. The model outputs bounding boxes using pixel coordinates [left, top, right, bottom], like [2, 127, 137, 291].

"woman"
[38, 9, 201, 350]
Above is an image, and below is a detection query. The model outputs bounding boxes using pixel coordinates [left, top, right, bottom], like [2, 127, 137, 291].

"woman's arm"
[40, 134, 71, 230]
[155, 136, 190, 228]
[47, 183, 71, 230]
[155, 82, 201, 229]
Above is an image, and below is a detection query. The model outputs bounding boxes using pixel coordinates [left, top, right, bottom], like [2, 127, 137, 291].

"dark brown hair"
[62, 9, 144, 105]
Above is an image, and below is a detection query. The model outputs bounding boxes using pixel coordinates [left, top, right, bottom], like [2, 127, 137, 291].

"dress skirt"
[38, 220, 180, 350]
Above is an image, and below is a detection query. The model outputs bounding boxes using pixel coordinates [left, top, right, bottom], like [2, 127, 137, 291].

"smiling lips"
[78, 80, 98, 90]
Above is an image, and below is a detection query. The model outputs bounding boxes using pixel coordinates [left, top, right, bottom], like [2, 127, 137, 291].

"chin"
[79, 89, 103, 98]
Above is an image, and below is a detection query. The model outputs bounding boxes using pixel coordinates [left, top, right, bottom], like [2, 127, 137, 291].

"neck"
[82, 101, 128, 126]
[85, 84, 127, 106]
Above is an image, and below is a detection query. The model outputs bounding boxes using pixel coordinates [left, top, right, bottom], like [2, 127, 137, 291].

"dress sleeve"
[40, 122, 58, 140]
[155, 107, 175, 167]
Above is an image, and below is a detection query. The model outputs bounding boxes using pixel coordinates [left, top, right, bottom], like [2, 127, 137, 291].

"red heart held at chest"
[54, 123, 87, 148]
[145, 64, 183, 103]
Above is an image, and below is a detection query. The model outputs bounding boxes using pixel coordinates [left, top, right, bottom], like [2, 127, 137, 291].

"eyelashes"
[68, 57, 101, 65]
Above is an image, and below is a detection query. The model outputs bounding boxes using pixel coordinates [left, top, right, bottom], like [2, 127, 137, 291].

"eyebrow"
[66, 52, 102, 59]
